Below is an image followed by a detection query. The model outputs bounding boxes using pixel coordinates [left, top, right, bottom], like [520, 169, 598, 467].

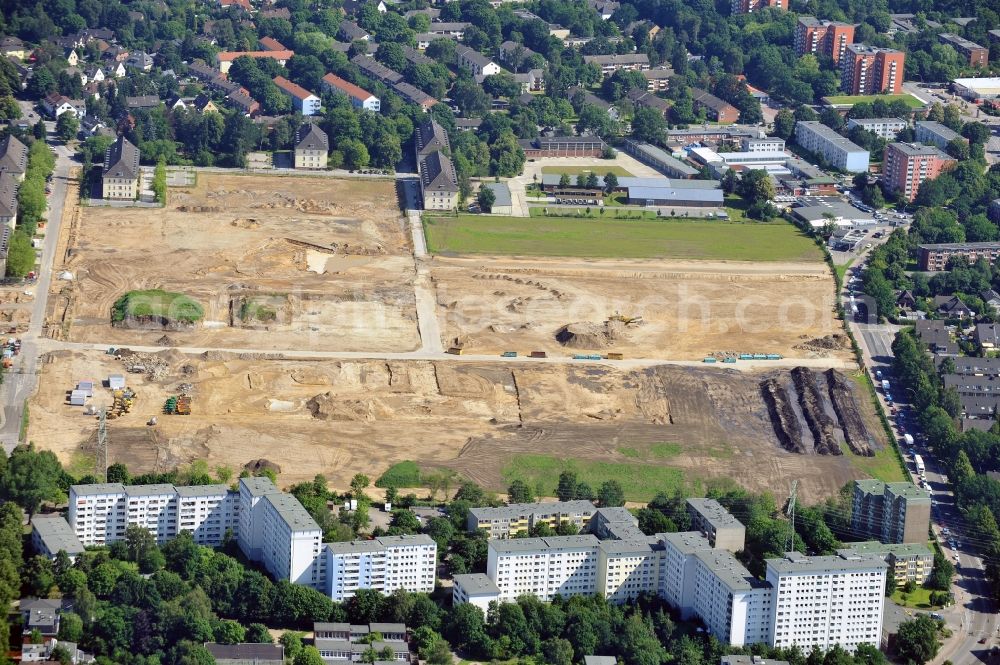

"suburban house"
[294, 124, 329, 169]
[339, 20, 370, 42]
[205, 644, 284, 665]
[976, 323, 1000, 350]
[102, 135, 140, 200]
[455, 45, 501, 76]
[273, 76, 321, 115]
[42, 93, 86, 118]
[125, 95, 161, 110]
[226, 90, 260, 116]
[193, 94, 219, 113]
[933, 295, 974, 319]
[216, 49, 294, 74]
[583, 53, 650, 76]
[321, 73, 380, 111]
[691, 88, 740, 123]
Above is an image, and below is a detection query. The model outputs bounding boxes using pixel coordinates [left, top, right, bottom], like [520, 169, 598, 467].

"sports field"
[423, 215, 821, 261]
[540, 165, 633, 176]
[822, 94, 925, 108]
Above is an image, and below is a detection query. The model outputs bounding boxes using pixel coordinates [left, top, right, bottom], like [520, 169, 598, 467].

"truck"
[914, 454, 925, 475]
[881, 379, 890, 392]
[903, 433, 914, 447]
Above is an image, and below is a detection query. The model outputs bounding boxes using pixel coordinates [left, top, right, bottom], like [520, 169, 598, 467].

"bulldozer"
[608, 311, 643, 326]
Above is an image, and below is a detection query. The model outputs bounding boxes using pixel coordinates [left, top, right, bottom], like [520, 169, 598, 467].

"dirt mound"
[760, 378, 806, 453]
[232, 218, 261, 229]
[555, 322, 625, 349]
[791, 367, 841, 456]
[795, 334, 851, 352]
[244, 458, 281, 475]
[176, 205, 221, 213]
[825, 369, 874, 456]
[155, 335, 177, 346]
[306, 392, 392, 421]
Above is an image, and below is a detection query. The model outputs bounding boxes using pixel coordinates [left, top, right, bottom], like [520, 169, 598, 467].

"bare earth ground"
[50, 174, 418, 352]
[29, 350, 881, 503]
[432, 256, 850, 361]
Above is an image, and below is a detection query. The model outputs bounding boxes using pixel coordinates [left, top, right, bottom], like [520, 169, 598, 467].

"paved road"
[0, 126, 74, 454]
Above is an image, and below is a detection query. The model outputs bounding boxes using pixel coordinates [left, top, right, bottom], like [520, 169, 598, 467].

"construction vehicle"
[501, 351, 517, 358]
[164, 396, 178, 414]
[176, 395, 191, 415]
[529, 351, 547, 358]
[609, 312, 643, 325]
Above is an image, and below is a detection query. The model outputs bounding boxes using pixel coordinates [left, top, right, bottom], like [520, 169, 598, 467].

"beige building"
[687, 498, 746, 552]
[102, 136, 140, 200]
[294, 124, 328, 169]
[467, 500, 598, 538]
[838, 541, 933, 585]
[851, 480, 931, 544]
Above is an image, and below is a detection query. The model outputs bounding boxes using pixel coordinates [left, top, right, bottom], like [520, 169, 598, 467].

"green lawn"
[541, 165, 633, 177]
[891, 587, 944, 610]
[111, 289, 204, 324]
[822, 94, 926, 109]
[503, 454, 697, 502]
[618, 442, 683, 459]
[375, 460, 423, 488]
[424, 215, 822, 262]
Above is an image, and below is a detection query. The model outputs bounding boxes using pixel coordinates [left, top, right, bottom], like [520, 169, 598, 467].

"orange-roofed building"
[273, 75, 321, 115]
[321, 73, 380, 112]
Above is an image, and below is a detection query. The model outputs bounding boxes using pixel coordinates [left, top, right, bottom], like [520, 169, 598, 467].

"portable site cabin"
[69, 390, 87, 406]
[108, 374, 126, 390]
[76, 381, 94, 397]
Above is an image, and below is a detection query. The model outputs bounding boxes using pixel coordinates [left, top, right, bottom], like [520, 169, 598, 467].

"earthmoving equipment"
[608, 312, 643, 326]
[176, 395, 191, 415]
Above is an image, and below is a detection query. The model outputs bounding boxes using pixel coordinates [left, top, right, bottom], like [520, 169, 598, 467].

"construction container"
[76, 380, 94, 396]
[606, 353, 624, 360]
[69, 390, 87, 406]
[501, 351, 517, 358]
[529, 351, 547, 358]
[703, 357, 716, 363]
[447, 347, 464, 355]
[723, 357, 737, 363]
[752, 353, 767, 360]
[766, 354, 782, 360]
[738, 354, 753, 360]
[108, 374, 126, 390]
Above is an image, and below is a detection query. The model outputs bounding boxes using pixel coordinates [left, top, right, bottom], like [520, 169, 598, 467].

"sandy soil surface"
[432, 256, 848, 361]
[49, 174, 418, 352]
[30, 350, 879, 502]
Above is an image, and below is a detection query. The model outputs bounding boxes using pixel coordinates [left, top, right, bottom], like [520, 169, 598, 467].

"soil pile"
[555, 322, 625, 349]
[795, 334, 851, 353]
[760, 378, 806, 453]
[825, 369, 874, 456]
[244, 458, 281, 475]
[791, 367, 841, 456]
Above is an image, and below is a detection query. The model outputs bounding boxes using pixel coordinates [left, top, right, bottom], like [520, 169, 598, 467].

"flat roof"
[490, 534, 601, 554]
[32, 516, 85, 554]
[660, 530, 714, 554]
[540, 174, 718, 190]
[453, 572, 501, 595]
[884, 481, 931, 502]
[325, 540, 389, 555]
[839, 541, 933, 557]
[470, 500, 596, 521]
[71, 483, 126, 496]
[889, 142, 951, 158]
[240, 476, 278, 497]
[485, 182, 512, 207]
[919, 241, 1000, 250]
[624, 139, 699, 176]
[264, 493, 320, 532]
[175, 484, 232, 497]
[694, 550, 766, 592]
[766, 551, 888, 575]
[687, 498, 745, 530]
[125, 484, 177, 497]
[626, 186, 724, 203]
[376, 534, 435, 547]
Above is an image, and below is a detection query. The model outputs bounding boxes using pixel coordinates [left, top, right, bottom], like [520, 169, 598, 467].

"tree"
[0, 444, 65, 517]
[56, 112, 79, 141]
[597, 480, 625, 507]
[280, 632, 305, 661]
[603, 172, 619, 193]
[293, 646, 326, 665]
[772, 110, 795, 140]
[350, 474, 370, 499]
[5, 231, 35, 278]
[556, 471, 578, 501]
[896, 615, 940, 664]
[507, 479, 534, 504]
[631, 107, 667, 143]
[558, 173, 571, 188]
[477, 185, 496, 213]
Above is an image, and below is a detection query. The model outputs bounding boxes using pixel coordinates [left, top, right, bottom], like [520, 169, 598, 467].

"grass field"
[111, 289, 204, 324]
[823, 94, 925, 109]
[423, 215, 822, 261]
[849, 444, 906, 482]
[891, 587, 943, 610]
[502, 454, 697, 502]
[541, 165, 633, 177]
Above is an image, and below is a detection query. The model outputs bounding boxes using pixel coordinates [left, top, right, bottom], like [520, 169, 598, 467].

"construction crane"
[786, 480, 798, 554]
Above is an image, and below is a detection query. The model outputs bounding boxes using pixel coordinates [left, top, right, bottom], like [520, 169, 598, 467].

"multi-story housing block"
[939, 33, 989, 67]
[838, 541, 933, 585]
[294, 123, 329, 169]
[731, 0, 784, 13]
[841, 45, 905, 95]
[583, 53, 650, 76]
[692, 550, 773, 647]
[883, 142, 956, 202]
[851, 480, 931, 544]
[488, 535, 603, 602]
[321, 73, 380, 112]
[598, 539, 660, 603]
[795, 17, 855, 64]
[914, 120, 964, 150]
[31, 515, 85, 561]
[766, 552, 886, 654]
[659, 531, 714, 617]
[259, 492, 323, 589]
[918, 242, 1000, 271]
[468, 500, 597, 538]
[687, 498, 746, 552]
[794, 121, 870, 173]
[845, 117, 908, 139]
[175, 484, 239, 546]
[454, 45, 501, 76]
[273, 76, 321, 116]
[324, 535, 436, 601]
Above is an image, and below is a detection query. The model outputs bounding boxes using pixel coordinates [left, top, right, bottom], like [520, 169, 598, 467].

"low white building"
[452, 573, 501, 612]
[31, 515, 85, 561]
[794, 121, 870, 173]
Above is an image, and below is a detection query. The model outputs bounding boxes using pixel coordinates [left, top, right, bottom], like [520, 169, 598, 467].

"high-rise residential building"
[687, 498, 746, 552]
[659, 531, 714, 618]
[176, 484, 240, 546]
[324, 535, 437, 601]
[883, 142, 957, 202]
[259, 491, 324, 589]
[795, 17, 856, 64]
[794, 121, 870, 173]
[730, 0, 784, 14]
[851, 480, 931, 544]
[841, 45, 905, 95]
[692, 550, 774, 646]
[488, 535, 603, 602]
[766, 552, 887, 653]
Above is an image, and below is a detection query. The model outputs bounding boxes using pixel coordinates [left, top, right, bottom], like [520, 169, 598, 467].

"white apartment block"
[488, 535, 602, 602]
[598, 539, 661, 603]
[741, 137, 786, 153]
[845, 117, 908, 140]
[659, 531, 714, 618]
[69, 482, 237, 546]
[259, 492, 324, 588]
[237, 476, 275, 560]
[692, 550, 773, 647]
[766, 552, 886, 653]
[324, 535, 437, 601]
[794, 121, 870, 173]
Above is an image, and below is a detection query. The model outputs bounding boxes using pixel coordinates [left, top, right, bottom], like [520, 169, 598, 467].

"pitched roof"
[419, 150, 458, 193]
[392, 81, 436, 108]
[0, 135, 28, 175]
[204, 643, 284, 662]
[126, 95, 161, 108]
[217, 50, 294, 62]
[321, 72, 375, 101]
[103, 135, 140, 180]
[340, 20, 370, 41]
[351, 55, 403, 84]
[296, 123, 329, 152]
[273, 75, 317, 101]
[259, 36, 288, 51]
[0, 171, 17, 217]
[415, 118, 449, 156]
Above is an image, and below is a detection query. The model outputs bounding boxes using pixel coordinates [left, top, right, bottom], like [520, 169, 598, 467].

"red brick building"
[841, 44, 905, 95]
[938, 34, 989, 68]
[795, 17, 855, 64]
[883, 142, 957, 202]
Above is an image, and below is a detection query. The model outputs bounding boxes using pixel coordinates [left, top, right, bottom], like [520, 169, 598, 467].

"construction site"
[431, 256, 848, 361]
[48, 173, 418, 352]
[26, 170, 875, 503]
